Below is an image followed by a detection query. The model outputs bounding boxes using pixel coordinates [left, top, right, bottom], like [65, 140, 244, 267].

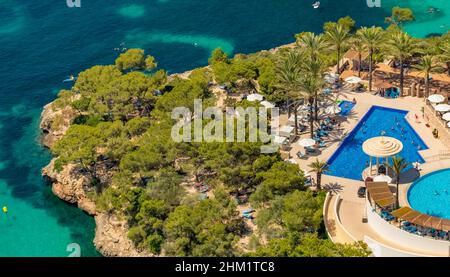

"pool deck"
[286, 88, 450, 256]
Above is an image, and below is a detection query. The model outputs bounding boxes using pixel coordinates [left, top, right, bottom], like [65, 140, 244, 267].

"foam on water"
[126, 30, 235, 55]
[118, 4, 146, 19]
[0, 0, 25, 35]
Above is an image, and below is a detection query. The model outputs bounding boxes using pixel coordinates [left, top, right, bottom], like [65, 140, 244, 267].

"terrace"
[275, 86, 450, 256]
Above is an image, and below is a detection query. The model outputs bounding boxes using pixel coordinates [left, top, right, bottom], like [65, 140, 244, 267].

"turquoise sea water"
[0, 0, 448, 256]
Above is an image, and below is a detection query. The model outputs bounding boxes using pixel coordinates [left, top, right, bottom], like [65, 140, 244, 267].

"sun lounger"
[243, 208, 255, 214]
[407, 226, 418, 233]
[305, 147, 316, 154]
[305, 177, 312, 187]
[242, 213, 253, 219]
[296, 151, 307, 159]
[381, 211, 395, 221]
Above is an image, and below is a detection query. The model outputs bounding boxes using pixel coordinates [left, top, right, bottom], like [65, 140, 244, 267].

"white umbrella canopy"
[362, 136, 403, 158]
[298, 138, 316, 147]
[325, 105, 342, 115]
[344, 76, 362, 84]
[247, 93, 264, 102]
[273, 135, 287, 145]
[373, 174, 392, 184]
[260, 100, 275, 109]
[324, 73, 339, 84]
[442, 113, 450, 121]
[434, 104, 450, 113]
[427, 94, 445, 104]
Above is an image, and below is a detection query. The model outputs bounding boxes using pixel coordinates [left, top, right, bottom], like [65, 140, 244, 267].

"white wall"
[366, 200, 450, 257]
[364, 236, 432, 257]
[323, 192, 334, 242]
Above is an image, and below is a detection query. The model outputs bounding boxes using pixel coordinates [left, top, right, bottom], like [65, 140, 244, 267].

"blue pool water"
[408, 169, 450, 219]
[338, 101, 355, 116]
[327, 106, 428, 180]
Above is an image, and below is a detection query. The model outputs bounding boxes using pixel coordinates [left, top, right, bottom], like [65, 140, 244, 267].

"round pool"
[408, 169, 450, 219]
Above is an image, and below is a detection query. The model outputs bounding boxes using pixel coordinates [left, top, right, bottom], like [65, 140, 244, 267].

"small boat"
[312, 1, 320, 9]
[427, 7, 439, 14]
[63, 75, 77, 83]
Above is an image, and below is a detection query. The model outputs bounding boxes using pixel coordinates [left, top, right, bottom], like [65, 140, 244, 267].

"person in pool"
[352, 98, 357, 104]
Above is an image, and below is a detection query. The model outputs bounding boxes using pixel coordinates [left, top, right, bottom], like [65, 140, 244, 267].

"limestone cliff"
[94, 213, 151, 257]
[42, 158, 151, 256]
[39, 102, 77, 148]
[40, 97, 148, 256]
[42, 159, 97, 215]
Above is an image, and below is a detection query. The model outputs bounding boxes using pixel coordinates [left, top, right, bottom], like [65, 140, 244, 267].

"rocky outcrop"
[94, 213, 152, 257]
[40, 102, 77, 148]
[42, 159, 150, 256]
[43, 159, 97, 216]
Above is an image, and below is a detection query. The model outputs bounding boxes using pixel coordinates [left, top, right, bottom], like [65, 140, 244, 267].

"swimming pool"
[327, 106, 428, 180]
[338, 100, 355, 116]
[408, 169, 450, 219]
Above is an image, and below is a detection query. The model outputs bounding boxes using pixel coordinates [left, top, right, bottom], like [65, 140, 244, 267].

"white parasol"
[298, 138, 316, 148]
[427, 94, 445, 104]
[344, 76, 362, 84]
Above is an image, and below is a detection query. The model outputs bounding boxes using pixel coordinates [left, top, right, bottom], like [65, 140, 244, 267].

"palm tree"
[326, 24, 350, 75]
[413, 55, 442, 98]
[385, 31, 417, 96]
[350, 35, 367, 77]
[391, 156, 409, 209]
[297, 74, 321, 139]
[301, 56, 326, 121]
[296, 32, 329, 62]
[308, 159, 329, 191]
[275, 51, 304, 135]
[357, 26, 386, 92]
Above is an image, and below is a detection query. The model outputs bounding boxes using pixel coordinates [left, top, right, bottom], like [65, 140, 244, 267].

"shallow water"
[0, 0, 448, 256]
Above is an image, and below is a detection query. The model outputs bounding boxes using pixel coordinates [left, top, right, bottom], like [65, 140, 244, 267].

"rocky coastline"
[38, 41, 296, 257]
[40, 102, 151, 257]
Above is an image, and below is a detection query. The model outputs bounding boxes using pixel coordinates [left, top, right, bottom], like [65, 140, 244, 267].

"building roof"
[343, 49, 369, 61]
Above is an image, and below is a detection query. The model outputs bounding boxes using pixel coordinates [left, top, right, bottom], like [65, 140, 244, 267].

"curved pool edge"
[406, 168, 450, 220]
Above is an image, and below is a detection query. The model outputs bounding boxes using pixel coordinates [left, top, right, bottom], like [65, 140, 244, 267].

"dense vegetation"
[48, 11, 450, 257]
